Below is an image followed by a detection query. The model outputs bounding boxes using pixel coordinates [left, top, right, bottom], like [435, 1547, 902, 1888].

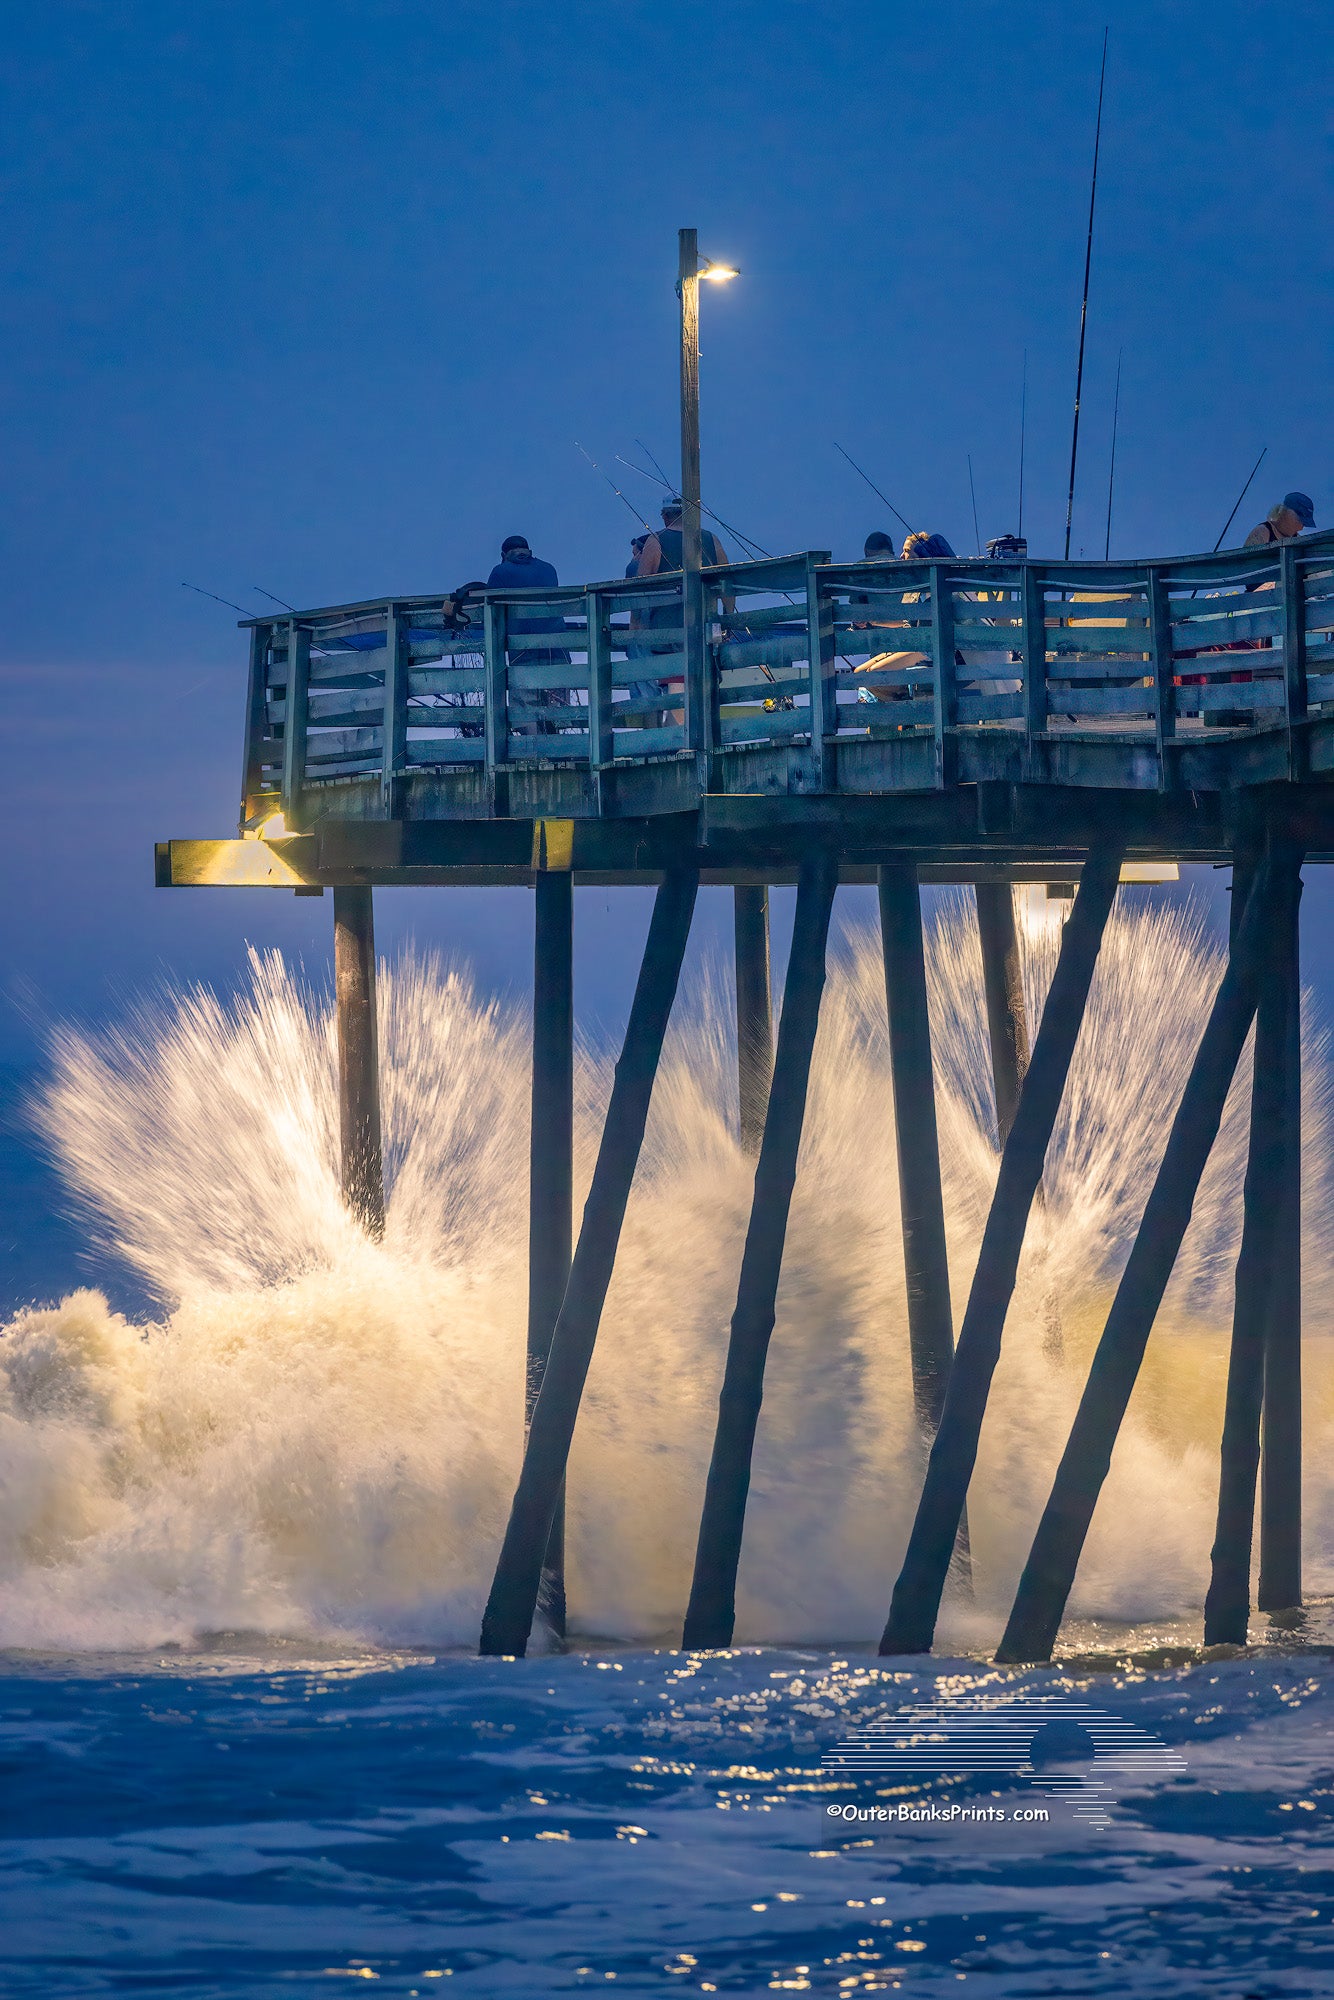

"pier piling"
[1204, 848, 1302, 1642]
[333, 885, 385, 1238]
[975, 881, 1030, 1146]
[877, 862, 955, 1432]
[734, 885, 775, 1155]
[528, 871, 575, 1635]
[1259, 849, 1304, 1614]
[480, 866, 699, 1657]
[997, 846, 1291, 1665]
[683, 851, 838, 1650]
[879, 840, 1124, 1657]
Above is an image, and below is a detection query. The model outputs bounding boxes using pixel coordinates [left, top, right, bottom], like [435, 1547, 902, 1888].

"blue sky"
[0, 0, 1328, 1058]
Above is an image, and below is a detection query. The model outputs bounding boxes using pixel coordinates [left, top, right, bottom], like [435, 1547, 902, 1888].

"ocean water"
[1, 894, 1332, 1994]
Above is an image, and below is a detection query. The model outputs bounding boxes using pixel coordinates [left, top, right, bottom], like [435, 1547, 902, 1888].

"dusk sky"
[0, 0, 1328, 1061]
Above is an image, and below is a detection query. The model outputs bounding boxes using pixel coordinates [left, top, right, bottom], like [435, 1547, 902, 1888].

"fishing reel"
[986, 535, 1028, 560]
[443, 580, 488, 630]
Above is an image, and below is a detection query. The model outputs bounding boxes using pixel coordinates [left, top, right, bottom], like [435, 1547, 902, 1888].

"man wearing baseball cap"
[485, 535, 569, 734]
[1244, 491, 1317, 547]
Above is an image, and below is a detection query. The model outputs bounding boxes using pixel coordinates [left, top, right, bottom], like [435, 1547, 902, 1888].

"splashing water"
[2, 895, 1331, 1655]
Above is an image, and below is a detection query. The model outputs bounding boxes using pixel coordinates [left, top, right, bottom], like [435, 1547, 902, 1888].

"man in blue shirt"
[486, 535, 570, 735]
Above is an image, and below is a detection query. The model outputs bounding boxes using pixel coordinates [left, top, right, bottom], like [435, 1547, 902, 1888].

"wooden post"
[878, 862, 955, 1431]
[1204, 849, 1302, 1643]
[1279, 539, 1308, 782]
[480, 867, 699, 1657]
[240, 621, 272, 828]
[683, 851, 838, 1650]
[975, 881, 1030, 1147]
[333, 885, 385, 1239]
[380, 603, 407, 814]
[879, 840, 1123, 1657]
[1259, 847, 1303, 1612]
[805, 556, 837, 791]
[280, 620, 310, 828]
[996, 847, 1289, 1666]
[734, 885, 774, 1156]
[528, 870, 574, 1636]
[930, 563, 957, 790]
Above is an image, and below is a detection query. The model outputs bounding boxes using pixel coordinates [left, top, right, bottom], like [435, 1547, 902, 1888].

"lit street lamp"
[677, 227, 738, 581]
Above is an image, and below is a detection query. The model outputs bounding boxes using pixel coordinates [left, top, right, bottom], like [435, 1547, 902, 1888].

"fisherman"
[901, 530, 957, 560]
[633, 499, 732, 719]
[850, 531, 933, 704]
[636, 496, 730, 578]
[486, 535, 570, 734]
[1244, 491, 1317, 547]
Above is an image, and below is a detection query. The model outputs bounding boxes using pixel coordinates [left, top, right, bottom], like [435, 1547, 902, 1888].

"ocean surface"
[2, 1638, 1332, 1997]
[1, 902, 1332, 1995]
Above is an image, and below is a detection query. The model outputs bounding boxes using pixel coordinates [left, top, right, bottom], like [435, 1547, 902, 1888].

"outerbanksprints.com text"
[827, 1804, 1049, 1823]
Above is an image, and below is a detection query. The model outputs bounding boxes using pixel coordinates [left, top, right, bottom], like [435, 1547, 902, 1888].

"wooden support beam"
[480, 867, 699, 1657]
[1260, 847, 1304, 1612]
[996, 846, 1288, 1665]
[683, 851, 839, 1649]
[975, 881, 1030, 1146]
[240, 621, 272, 827]
[878, 862, 955, 1431]
[333, 885, 385, 1239]
[734, 884, 774, 1156]
[528, 871, 574, 1637]
[1204, 847, 1303, 1643]
[280, 620, 310, 827]
[879, 839, 1124, 1657]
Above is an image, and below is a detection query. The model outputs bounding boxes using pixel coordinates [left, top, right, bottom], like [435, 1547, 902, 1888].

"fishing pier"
[158, 527, 1334, 1660]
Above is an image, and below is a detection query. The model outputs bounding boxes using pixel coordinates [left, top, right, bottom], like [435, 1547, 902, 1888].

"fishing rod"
[634, 437, 676, 489]
[254, 585, 297, 612]
[1018, 350, 1028, 540]
[615, 453, 773, 560]
[1063, 26, 1110, 560]
[833, 441, 913, 536]
[968, 455, 982, 556]
[574, 441, 652, 529]
[182, 581, 259, 618]
[1213, 445, 1267, 552]
[1103, 347, 1122, 560]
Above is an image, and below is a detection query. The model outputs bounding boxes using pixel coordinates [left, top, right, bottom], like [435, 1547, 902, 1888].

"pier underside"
[156, 778, 1334, 892]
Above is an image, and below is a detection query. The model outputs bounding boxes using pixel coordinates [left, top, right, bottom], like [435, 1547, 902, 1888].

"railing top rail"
[238, 528, 1334, 629]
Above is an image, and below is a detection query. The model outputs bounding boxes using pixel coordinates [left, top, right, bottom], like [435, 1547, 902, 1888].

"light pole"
[676, 228, 739, 582]
[676, 230, 766, 1147]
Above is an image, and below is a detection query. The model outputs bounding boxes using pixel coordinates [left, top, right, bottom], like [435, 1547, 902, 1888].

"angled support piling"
[997, 846, 1289, 1665]
[1205, 846, 1303, 1643]
[1260, 850, 1304, 1613]
[528, 871, 575, 1636]
[734, 885, 774, 1155]
[879, 840, 1124, 1657]
[683, 852, 839, 1650]
[480, 866, 699, 1657]
[878, 862, 955, 1431]
[975, 881, 1030, 1146]
[333, 885, 385, 1239]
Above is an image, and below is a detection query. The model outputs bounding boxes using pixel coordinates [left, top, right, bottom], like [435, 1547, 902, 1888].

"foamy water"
[2, 893, 1331, 1654]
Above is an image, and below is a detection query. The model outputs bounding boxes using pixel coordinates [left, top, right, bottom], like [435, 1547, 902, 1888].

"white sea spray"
[0, 896, 1329, 1653]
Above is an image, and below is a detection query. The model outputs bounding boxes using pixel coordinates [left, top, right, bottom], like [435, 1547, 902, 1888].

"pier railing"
[240, 530, 1334, 824]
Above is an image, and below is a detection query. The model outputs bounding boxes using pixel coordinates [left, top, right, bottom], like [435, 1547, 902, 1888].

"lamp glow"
[699, 262, 740, 283]
[258, 811, 289, 840]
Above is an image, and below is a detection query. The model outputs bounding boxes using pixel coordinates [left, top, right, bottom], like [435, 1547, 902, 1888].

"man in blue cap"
[486, 534, 569, 734]
[1244, 491, 1317, 547]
